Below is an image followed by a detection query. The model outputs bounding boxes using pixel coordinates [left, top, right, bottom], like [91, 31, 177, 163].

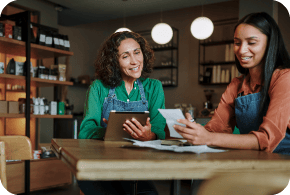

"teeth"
[132, 67, 138, 71]
[241, 57, 252, 60]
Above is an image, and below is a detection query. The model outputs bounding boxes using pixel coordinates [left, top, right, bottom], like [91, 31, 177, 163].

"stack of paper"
[124, 138, 227, 154]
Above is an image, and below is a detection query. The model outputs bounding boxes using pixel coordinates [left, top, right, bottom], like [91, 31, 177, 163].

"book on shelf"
[212, 66, 217, 83]
[225, 43, 235, 62]
[209, 65, 238, 84]
[216, 65, 221, 83]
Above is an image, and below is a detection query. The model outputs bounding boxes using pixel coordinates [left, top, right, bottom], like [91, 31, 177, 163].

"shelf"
[162, 84, 177, 87]
[0, 36, 74, 59]
[32, 77, 73, 87]
[200, 61, 235, 66]
[0, 114, 73, 118]
[152, 46, 178, 51]
[200, 40, 234, 46]
[0, 74, 73, 87]
[199, 82, 230, 85]
[6, 90, 30, 93]
[69, 82, 90, 88]
[153, 66, 178, 70]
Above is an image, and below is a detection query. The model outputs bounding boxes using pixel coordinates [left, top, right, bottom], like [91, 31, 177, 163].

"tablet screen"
[104, 110, 149, 141]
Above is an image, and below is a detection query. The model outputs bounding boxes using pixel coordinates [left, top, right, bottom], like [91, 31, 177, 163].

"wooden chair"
[196, 173, 290, 195]
[0, 136, 33, 191]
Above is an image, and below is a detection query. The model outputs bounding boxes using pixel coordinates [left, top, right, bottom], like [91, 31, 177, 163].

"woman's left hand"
[123, 117, 156, 141]
[174, 116, 213, 145]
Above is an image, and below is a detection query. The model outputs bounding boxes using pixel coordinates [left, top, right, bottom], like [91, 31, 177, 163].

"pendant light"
[190, 5, 214, 40]
[151, 8, 173, 44]
[115, 1, 131, 33]
[115, 27, 131, 33]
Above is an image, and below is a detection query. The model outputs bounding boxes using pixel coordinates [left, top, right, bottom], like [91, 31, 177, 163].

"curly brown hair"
[95, 31, 155, 87]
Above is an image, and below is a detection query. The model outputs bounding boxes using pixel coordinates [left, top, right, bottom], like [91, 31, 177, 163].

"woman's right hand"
[174, 114, 213, 146]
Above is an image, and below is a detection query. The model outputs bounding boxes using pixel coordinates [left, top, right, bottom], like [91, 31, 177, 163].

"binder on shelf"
[229, 43, 235, 61]
[225, 69, 230, 83]
[235, 66, 240, 77]
[212, 66, 217, 83]
[225, 44, 230, 62]
[216, 65, 221, 83]
[221, 69, 226, 83]
[231, 65, 236, 81]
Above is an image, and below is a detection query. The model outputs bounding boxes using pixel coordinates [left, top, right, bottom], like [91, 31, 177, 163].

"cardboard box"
[0, 101, 8, 113]
[4, 23, 13, 38]
[8, 101, 19, 114]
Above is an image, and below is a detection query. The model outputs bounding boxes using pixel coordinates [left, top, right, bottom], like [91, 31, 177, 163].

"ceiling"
[41, 0, 231, 26]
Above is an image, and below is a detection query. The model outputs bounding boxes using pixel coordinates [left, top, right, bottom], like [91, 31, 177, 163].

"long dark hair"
[234, 12, 290, 114]
[95, 31, 154, 87]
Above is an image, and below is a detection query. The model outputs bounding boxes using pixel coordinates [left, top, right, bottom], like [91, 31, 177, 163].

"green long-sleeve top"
[79, 78, 166, 140]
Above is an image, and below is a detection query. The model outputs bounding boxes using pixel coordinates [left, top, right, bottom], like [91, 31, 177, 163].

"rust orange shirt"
[205, 68, 290, 152]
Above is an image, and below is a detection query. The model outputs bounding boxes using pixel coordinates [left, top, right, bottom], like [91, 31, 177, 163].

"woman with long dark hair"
[174, 12, 290, 155]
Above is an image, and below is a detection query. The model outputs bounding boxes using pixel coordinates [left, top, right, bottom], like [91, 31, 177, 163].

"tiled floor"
[30, 176, 193, 195]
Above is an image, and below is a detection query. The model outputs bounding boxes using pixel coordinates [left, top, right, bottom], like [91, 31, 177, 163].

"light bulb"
[151, 23, 173, 44]
[190, 17, 214, 40]
[115, 27, 131, 33]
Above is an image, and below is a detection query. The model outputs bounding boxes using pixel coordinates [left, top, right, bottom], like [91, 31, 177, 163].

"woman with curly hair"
[77, 31, 166, 195]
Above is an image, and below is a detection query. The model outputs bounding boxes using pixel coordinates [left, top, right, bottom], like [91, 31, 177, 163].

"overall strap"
[136, 79, 147, 103]
[107, 87, 117, 99]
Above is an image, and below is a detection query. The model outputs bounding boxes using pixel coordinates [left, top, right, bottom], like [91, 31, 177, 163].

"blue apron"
[235, 92, 290, 155]
[100, 79, 148, 128]
[77, 79, 157, 195]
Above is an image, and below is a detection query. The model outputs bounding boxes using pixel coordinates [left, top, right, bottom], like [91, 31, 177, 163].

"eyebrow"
[234, 36, 259, 40]
[120, 48, 141, 56]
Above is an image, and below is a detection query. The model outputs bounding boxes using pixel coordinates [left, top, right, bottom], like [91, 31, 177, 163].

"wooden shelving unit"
[0, 36, 73, 59]
[0, 74, 73, 87]
[0, 10, 73, 194]
[198, 18, 238, 85]
[0, 113, 73, 118]
[137, 28, 179, 87]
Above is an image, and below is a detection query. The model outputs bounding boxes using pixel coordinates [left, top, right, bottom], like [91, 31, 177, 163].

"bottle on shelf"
[37, 27, 46, 45]
[52, 32, 60, 49]
[45, 30, 53, 47]
[187, 104, 197, 119]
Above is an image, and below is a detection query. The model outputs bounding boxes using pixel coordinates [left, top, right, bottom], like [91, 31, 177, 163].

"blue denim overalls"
[100, 79, 148, 128]
[235, 91, 290, 155]
[77, 79, 157, 195]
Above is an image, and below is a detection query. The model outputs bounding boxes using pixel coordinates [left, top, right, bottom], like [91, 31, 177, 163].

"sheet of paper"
[158, 109, 185, 138]
[124, 138, 227, 154]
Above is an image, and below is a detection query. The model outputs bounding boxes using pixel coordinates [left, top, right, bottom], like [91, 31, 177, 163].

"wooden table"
[51, 138, 290, 181]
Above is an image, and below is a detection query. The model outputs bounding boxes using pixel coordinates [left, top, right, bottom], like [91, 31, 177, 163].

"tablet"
[104, 110, 150, 141]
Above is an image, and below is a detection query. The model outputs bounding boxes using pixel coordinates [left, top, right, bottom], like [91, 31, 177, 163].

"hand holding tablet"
[103, 110, 150, 141]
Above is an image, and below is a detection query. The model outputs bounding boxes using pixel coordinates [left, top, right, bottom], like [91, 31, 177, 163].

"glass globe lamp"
[151, 23, 173, 44]
[190, 17, 214, 40]
[115, 27, 131, 33]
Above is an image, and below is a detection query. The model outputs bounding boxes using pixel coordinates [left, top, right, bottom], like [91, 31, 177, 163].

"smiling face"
[118, 38, 144, 82]
[234, 24, 268, 72]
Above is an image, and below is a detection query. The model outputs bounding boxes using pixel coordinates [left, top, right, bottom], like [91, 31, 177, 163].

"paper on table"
[158, 109, 185, 138]
[124, 138, 227, 154]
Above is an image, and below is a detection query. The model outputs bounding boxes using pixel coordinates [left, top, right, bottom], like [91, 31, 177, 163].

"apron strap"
[108, 87, 117, 99]
[136, 79, 147, 104]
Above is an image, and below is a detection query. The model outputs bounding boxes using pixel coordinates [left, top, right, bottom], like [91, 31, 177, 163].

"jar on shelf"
[18, 98, 33, 114]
